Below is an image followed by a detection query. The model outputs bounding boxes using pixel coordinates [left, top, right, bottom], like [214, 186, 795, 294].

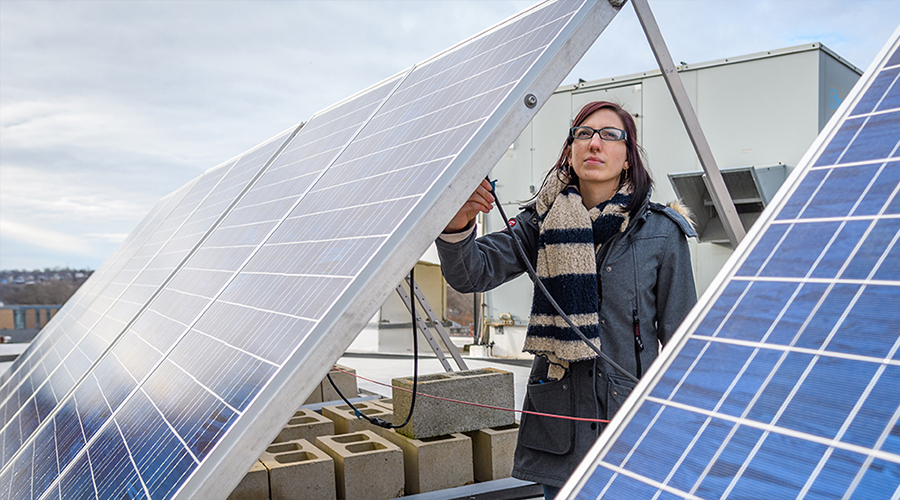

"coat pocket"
[518, 377, 574, 455]
[606, 373, 637, 418]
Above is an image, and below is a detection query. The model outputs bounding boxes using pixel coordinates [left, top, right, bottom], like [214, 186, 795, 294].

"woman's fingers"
[444, 179, 497, 233]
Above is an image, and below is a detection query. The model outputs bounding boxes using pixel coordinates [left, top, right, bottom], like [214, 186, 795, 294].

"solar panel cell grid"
[880, 76, 900, 111]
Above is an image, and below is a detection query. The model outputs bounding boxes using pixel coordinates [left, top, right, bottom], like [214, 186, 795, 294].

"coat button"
[600, 319, 605, 325]
[606, 266, 612, 272]
[562, 384, 568, 390]
[590, 422, 597, 430]
[587, 370, 593, 377]
[612, 390, 618, 397]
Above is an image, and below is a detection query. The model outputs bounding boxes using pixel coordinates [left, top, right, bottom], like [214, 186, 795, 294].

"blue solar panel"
[561, 27, 900, 500]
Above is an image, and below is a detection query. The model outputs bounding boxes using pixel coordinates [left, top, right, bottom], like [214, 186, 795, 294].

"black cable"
[326, 268, 419, 429]
[397, 267, 418, 427]
[486, 178, 640, 385]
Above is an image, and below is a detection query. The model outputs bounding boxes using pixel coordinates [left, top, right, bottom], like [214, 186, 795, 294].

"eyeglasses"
[569, 126, 627, 142]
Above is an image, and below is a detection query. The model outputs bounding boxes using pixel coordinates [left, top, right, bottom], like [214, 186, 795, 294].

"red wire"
[333, 367, 610, 424]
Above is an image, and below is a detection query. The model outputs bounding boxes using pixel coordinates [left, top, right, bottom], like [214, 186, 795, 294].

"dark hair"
[541, 101, 652, 216]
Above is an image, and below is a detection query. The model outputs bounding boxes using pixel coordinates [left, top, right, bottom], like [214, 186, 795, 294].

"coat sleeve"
[434, 210, 538, 294]
[654, 224, 696, 345]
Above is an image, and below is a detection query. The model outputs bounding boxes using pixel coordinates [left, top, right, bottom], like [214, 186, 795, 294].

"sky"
[1, 0, 899, 271]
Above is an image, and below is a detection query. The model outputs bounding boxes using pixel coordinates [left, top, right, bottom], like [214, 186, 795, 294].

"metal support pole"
[630, 0, 745, 247]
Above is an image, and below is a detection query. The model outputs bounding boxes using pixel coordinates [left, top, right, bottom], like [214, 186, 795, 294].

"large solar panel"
[0, 1, 625, 498]
[560, 25, 900, 500]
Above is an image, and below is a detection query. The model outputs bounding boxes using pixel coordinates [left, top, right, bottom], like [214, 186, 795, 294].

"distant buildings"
[0, 268, 92, 285]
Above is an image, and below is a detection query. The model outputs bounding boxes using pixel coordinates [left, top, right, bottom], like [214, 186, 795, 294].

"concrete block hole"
[346, 442, 387, 453]
[274, 451, 317, 464]
[331, 433, 369, 444]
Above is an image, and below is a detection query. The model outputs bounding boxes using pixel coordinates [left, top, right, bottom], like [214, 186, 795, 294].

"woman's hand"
[444, 179, 495, 233]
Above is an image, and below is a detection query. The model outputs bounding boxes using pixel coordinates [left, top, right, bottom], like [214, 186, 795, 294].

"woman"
[435, 101, 697, 498]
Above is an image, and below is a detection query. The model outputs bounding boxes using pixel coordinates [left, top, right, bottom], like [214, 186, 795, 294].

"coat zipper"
[598, 204, 650, 379]
[633, 308, 644, 378]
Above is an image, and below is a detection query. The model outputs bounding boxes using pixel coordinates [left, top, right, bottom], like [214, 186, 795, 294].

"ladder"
[395, 274, 468, 373]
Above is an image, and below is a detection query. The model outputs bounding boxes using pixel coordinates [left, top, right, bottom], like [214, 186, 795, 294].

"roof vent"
[668, 164, 786, 245]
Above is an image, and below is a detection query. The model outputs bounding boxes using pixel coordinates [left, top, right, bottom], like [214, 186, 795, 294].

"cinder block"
[321, 364, 358, 402]
[261, 438, 336, 500]
[370, 398, 393, 413]
[272, 408, 335, 444]
[226, 460, 268, 500]
[391, 368, 515, 439]
[304, 384, 324, 405]
[465, 422, 519, 481]
[315, 431, 404, 500]
[381, 429, 473, 494]
[322, 402, 392, 434]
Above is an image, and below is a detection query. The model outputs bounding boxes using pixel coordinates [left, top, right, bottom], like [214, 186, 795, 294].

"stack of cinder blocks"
[228, 365, 520, 500]
[386, 367, 518, 494]
[316, 431, 404, 499]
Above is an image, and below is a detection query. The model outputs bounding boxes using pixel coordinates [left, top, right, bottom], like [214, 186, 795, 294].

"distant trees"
[1, 280, 81, 305]
[0, 268, 90, 305]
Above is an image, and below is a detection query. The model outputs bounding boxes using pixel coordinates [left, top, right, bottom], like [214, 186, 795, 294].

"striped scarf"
[522, 174, 632, 380]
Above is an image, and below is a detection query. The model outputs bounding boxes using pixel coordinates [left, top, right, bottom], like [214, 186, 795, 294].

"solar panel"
[0, 1, 625, 498]
[560, 25, 900, 500]
[0, 128, 293, 472]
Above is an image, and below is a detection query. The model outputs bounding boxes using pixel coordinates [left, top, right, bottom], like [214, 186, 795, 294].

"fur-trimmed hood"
[666, 199, 695, 228]
[647, 199, 698, 238]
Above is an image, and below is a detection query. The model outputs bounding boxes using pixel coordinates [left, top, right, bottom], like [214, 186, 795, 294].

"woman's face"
[569, 108, 628, 197]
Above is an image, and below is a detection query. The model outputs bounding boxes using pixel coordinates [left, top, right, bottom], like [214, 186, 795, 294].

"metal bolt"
[524, 94, 538, 108]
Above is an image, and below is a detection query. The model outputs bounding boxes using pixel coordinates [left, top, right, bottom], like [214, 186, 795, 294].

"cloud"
[1, 98, 153, 152]
[0, 165, 161, 223]
[568, 0, 900, 84]
[0, 218, 94, 257]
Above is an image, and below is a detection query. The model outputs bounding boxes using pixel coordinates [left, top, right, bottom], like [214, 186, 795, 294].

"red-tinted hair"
[543, 101, 652, 215]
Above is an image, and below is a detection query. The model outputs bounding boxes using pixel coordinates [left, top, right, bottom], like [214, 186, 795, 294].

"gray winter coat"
[435, 195, 697, 487]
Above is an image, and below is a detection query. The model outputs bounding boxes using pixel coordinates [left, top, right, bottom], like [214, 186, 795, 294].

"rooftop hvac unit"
[668, 164, 786, 245]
